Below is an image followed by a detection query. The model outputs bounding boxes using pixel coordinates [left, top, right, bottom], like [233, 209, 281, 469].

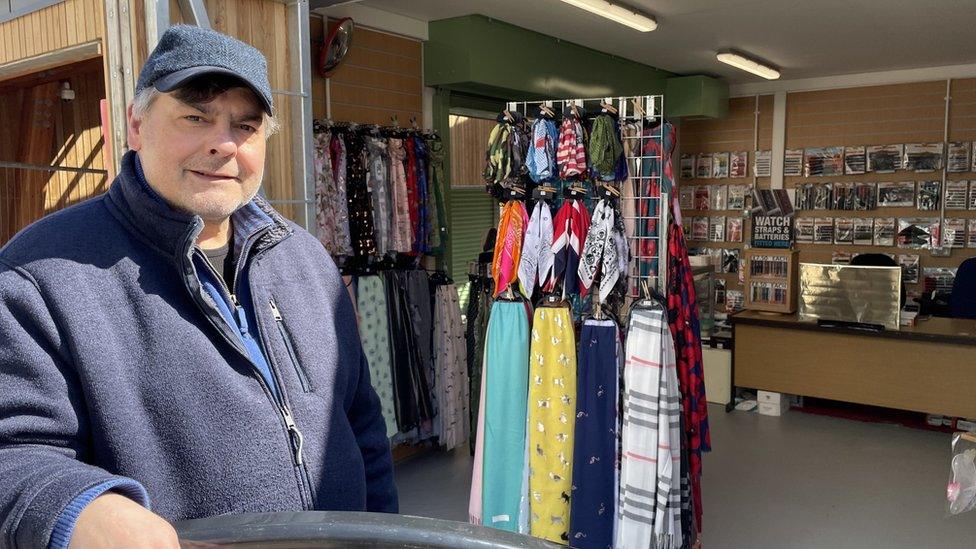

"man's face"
[126, 86, 267, 221]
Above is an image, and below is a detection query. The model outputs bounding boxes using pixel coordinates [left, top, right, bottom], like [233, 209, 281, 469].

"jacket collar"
[106, 150, 292, 259]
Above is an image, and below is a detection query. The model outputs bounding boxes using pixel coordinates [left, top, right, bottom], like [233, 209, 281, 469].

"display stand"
[742, 249, 799, 313]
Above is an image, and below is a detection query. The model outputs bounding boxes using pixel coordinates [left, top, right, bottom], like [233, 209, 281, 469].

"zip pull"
[230, 294, 249, 335]
[281, 404, 305, 466]
[269, 297, 283, 321]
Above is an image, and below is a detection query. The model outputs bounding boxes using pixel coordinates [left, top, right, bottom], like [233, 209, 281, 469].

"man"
[0, 25, 397, 548]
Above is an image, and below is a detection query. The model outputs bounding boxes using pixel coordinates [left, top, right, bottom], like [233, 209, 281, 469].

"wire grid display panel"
[505, 95, 668, 297]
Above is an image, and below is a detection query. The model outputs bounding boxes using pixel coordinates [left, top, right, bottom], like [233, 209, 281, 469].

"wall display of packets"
[867, 144, 903, 173]
[709, 216, 726, 242]
[923, 267, 956, 294]
[712, 152, 730, 179]
[968, 219, 976, 248]
[804, 147, 844, 177]
[794, 217, 815, 243]
[831, 182, 877, 210]
[874, 217, 896, 246]
[831, 252, 852, 265]
[784, 149, 804, 176]
[692, 217, 709, 241]
[722, 249, 740, 274]
[728, 185, 747, 210]
[694, 186, 711, 210]
[897, 218, 940, 249]
[711, 185, 728, 210]
[903, 143, 944, 172]
[945, 180, 969, 210]
[834, 218, 855, 245]
[696, 153, 713, 179]
[943, 218, 967, 248]
[814, 217, 835, 244]
[726, 290, 744, 313]
[948, 142, 971, 173]
[853, 218, 875, 245]
[898, 254, 920, 284]
[679, 186, 695, 209]
[730, 151, 749, 178]
[726, 217, 744, 242]
[844, 146, 867, 175]
[877, 181, 915, 207]
[680, 154, 695, 179]
[754, 150, 772, 177]
[917, 180, 941, 211]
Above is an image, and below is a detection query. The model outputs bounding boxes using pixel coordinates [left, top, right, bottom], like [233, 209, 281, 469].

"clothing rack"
[503, 94, 669, 296]
[313, 118, 440, 141]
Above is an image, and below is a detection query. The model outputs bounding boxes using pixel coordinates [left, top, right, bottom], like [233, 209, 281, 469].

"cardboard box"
[758, 399, 790, 416]
[757, 390, 784, 405]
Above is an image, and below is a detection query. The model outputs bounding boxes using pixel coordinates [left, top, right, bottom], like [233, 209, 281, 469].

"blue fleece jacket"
[0, 150, 397, 549]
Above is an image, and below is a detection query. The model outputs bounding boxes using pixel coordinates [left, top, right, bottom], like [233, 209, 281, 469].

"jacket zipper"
[269, 297, 312, 392]
[185, 234, 314, 509]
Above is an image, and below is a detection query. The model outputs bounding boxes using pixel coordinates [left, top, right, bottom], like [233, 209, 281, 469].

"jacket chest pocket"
[269, 297, 313, 392]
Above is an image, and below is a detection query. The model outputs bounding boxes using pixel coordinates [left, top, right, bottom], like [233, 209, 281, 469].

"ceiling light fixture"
[716, 52, 780, 80]
[557, 0, 657, 32]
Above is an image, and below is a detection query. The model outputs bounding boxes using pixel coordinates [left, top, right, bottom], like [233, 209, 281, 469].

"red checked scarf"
[666, 219, 710, 539]
[492, 200, 530, 297]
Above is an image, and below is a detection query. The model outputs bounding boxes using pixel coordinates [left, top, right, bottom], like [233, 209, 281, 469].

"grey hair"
[131, 86, 280, 138]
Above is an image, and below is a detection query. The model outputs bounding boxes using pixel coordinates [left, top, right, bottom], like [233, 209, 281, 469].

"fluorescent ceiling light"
[717, 52, 780, 80]
[558, 0, 657, 32]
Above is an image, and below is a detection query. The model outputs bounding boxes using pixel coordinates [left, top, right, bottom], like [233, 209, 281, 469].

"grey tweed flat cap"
[136, 25, 274, 114]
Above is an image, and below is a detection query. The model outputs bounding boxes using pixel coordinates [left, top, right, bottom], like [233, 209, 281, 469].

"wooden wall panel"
[0, 0, 103, 66]
[785, 79, 976, 290]
[449, 114, 494, 188]
[679, 95, 775, 294]
[310, 16, 423, 126]
[0, 60, 108, 246]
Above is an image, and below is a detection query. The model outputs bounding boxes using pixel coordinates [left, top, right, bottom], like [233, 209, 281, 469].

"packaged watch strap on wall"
[754, 150, 772, 177]
[844, 146, 867, 175]
[784, 149, 804, 177]
[904, 143, 944, 172]
[917, 180, 942, 211]
[867, 144, 903, 173]
[696, 152, 714, 178]
[814, 217, 835, 244]
[853, 218, 875, 245]
[680, 154, 695, 179]
[948, 142, 971, 173]
[730, 151, 749, 178]
[712, 152, 730, 179]
[945, 180, 969, 210]
[728, 185, 747, 210]
[794, 217, 815, 244]
[878, 181, 916, 207]
[898, 254, 920, 284]
[711, 185, 728, 210]
[874, 217, 896, 246]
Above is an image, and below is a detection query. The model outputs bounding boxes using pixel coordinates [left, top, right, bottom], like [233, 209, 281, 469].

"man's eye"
[185, 115, 204, 123]
[239, 124, 257, 133]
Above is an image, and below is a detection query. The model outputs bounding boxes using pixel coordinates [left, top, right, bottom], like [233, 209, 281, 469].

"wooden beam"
[0, 40, 102, 84]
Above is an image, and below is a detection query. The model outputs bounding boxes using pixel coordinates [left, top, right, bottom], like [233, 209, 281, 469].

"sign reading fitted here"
[751, 216, 793, 248]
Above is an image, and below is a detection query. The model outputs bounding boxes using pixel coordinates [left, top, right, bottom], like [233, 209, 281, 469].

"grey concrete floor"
[394, 404, 976, 548]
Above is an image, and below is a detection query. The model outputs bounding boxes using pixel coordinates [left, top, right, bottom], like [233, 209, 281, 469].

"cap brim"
[153, 66, 272, 114]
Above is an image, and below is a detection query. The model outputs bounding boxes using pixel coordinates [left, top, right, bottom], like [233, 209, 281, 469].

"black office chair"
[949, 257, 976, 319]
[850, 253, 906, 307]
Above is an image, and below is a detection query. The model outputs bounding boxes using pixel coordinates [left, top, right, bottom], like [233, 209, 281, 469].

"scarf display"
[666, 219, 710, 542]
[528, 117, 560, 182]
[557, 116, 587, 179]
[518, 201, 555, 296]
[476, 301, 532, 532]
[527, 306, 577, 544]
[312, 123, 444, 260]
[549, 199, 590, 296]
[617, 306, 682, 549]
[569, 319, 621, 549]
[492, 200, 530, 297]
[578, 199, 620, 301]
[433, 284, 470, 451]
[589, 114, 624, 182]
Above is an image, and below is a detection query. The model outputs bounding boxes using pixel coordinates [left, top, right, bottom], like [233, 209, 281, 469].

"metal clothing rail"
[503, 94, 669, 296]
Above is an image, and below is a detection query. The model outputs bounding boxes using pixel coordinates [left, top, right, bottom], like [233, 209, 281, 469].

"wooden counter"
[731, 311, 976, 418]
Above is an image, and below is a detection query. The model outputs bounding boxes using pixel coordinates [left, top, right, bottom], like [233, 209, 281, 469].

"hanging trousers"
[569, 319, 621, 549]
[480, 301, 530, 533]
[356, 275, 398, 438]
[433, 284, 469, 450]
[528, 306, 577, 545]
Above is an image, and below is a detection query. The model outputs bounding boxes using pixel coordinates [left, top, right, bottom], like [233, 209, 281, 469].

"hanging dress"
[356, 275, 398, 437]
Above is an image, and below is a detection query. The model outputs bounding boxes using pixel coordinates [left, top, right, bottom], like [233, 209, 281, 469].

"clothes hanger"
[633, 279, 666, 311]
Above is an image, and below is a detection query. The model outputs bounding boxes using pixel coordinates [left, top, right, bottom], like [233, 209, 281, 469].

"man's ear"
[127, 103, 142, 151]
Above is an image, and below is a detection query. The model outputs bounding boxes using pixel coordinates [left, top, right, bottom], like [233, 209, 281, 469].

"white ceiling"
[360, 0, 976, 84]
